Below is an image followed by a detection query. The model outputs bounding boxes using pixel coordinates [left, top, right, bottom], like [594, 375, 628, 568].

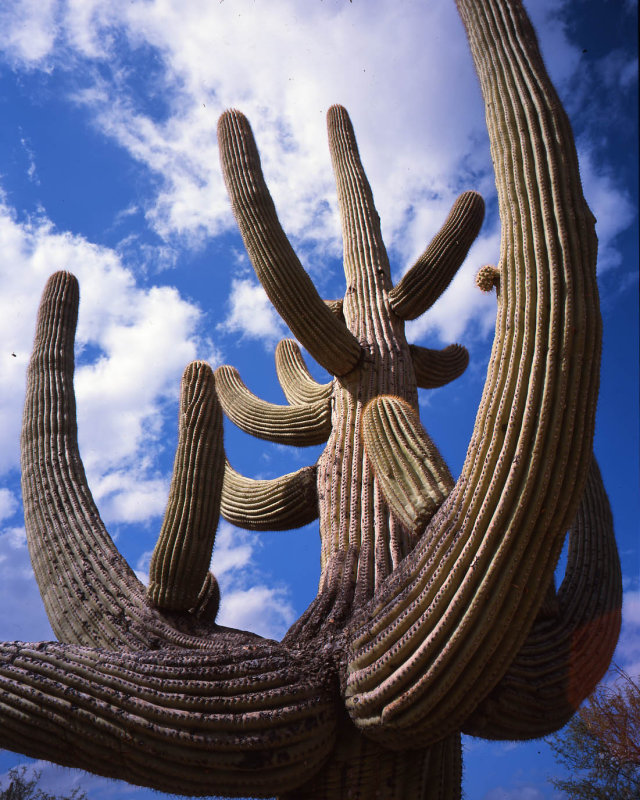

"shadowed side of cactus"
[0, 1, 621, 798]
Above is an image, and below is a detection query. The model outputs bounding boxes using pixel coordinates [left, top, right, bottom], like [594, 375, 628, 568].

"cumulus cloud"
[616, 585, 640, 677]
[212, 523, 296, 640]
[219, 277, 287, 345]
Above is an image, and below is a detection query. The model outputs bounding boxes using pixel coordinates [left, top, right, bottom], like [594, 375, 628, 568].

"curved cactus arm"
[344, 0, 602, 745]
[388, 191, 485, 321]
[21, 273, 249, 650]
[0, 640, 338, 798]
[21, 272, 155, 649]
[361, 396, 454, 536]
[215, 365, 331, 446]
[275, 339, 333, 406]
[410, 343, 470, 390]
[462, 458, 622, 740]
[218, 110, 362, 377]
[147, 361, 224, 613]
[221, 462, 318, 531]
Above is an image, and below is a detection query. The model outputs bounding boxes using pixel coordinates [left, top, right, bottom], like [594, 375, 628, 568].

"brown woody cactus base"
[0, 1, 622, 798]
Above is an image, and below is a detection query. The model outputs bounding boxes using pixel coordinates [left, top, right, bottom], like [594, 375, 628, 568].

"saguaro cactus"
[0, 1, 622, 798]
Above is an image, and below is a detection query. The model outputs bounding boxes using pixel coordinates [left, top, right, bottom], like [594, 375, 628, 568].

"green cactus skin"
[221, 463, 318, 531]
[1, 1, 622, 798]
[215, 363, 332, 446]
[388, 191, 485, 321]
[275, 339, 333, 406]
[361, 396, 454, 536]
[409, 344, 470, 390]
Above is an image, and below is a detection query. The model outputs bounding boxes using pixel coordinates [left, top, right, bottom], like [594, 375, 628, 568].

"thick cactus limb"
[388, 192, 485, 321]
[19, 273, 255, 650]
[327, 104, 395, 340]
[275, 339, 332, 406]
[361, 396, 454, 536]
[410, 344, 470, 390]
[218, 110, 362, 377]
[0, 640, 338, 798]
[344, 0, 601, 744]
[148, 362, 224, 612]
[215, 364, 331, 446]
[221, 463, 318, 531]
[462, 458, 622, 739]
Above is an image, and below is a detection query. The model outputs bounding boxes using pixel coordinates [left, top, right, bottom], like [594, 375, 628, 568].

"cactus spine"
[0, 1, 621, 798]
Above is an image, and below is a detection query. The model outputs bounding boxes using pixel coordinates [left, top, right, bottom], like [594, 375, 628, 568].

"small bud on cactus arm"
[148, 361, 224, 612]
[475, 264, 501, 293]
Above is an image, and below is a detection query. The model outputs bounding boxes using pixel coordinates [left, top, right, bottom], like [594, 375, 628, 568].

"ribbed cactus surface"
[0, 1, 621, 798]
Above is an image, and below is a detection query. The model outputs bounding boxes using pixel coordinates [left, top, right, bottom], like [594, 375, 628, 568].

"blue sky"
[0, 1, 637, 798]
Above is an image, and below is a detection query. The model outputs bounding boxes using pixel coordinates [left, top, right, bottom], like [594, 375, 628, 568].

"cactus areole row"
[1, 1, 622, 798]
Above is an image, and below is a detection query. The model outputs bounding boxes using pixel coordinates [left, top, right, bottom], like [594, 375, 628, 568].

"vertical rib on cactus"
[4, 1, 620, 798]
[148, 361, 223, 611]
[463, 457, 622, 739]
[344, 0, 601, 743]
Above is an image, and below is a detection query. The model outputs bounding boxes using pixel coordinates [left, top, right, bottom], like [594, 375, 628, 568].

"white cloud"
[211, 523, 296, 640]
[615, 587, 640, 677]
[0, 0, 58, 66]
[577, 146, 636, 273]
[0, 0, 634, 350]
[0, 525, 54, 641]
[129, 522, 296, 641]
[0, 489, 18, 523]
[219, 277, 287, 345]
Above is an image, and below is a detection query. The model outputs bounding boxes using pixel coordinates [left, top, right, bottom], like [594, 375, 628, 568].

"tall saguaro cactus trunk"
[0, 1, 622, 799]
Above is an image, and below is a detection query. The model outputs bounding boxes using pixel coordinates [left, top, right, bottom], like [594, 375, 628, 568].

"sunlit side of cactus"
[0, 1, 622, 798]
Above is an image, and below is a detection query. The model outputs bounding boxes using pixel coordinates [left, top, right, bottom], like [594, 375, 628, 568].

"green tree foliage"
[548, 669, 640, 799]
[0, 768, 87, 800]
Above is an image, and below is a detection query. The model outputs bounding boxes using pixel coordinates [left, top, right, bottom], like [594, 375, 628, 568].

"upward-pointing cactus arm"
[388, 191, 485, 321]
[218, 110, 362, 377]
[9, 270, 342, 798]
[147, 361, 223, 613]
[463, 457, 622, 739]
[345, 0, 604, 744]
[410, 344, 470, 389]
